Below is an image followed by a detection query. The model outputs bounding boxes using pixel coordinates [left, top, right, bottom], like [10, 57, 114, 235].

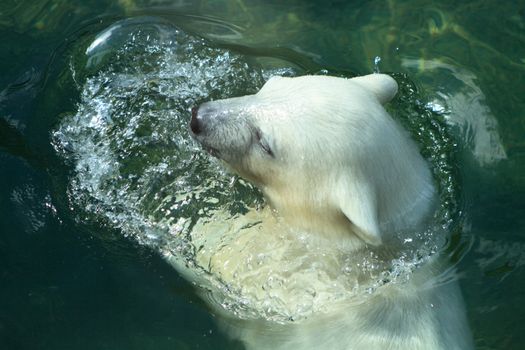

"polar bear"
[182, 74, 472, 350]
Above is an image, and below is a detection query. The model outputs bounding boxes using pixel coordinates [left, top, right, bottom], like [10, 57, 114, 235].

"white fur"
[177, 74, 473, 349]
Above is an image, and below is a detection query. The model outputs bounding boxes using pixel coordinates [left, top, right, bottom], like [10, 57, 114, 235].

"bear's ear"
[351, 74, 398, 105]
[337, 177, 382, 246]
[258, 76, 286, 95]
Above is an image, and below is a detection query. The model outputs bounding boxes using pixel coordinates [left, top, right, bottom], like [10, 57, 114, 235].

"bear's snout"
[189, 99, 260, 162]
[190, 106, 203, 135]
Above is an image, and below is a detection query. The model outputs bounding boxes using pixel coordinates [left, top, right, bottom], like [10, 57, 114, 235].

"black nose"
[190, 106, 202, 134]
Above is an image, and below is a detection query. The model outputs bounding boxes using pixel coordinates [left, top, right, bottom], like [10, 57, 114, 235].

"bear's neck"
[261, 163, 436, 252]
[262, 191, 372, 251]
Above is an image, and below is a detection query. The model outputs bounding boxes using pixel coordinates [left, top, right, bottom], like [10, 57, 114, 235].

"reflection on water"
[402, 58, 507, 166]
[1, 0, 525, 349]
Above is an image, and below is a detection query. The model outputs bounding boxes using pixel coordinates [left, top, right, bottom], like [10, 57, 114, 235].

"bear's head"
[190, 74, 435, 250]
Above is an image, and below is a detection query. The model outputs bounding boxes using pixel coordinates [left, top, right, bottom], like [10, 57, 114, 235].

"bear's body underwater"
[166, 73, 473, 350]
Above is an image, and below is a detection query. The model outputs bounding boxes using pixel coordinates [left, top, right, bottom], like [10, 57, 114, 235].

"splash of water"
[53, 17, 266, 261]
[53, 17, 461, 322]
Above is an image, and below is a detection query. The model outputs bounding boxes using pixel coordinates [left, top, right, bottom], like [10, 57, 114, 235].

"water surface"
[1, 1, 524, 349]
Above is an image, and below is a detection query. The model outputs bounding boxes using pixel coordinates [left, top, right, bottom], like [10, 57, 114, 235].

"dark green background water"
[1, 1, 524, 349]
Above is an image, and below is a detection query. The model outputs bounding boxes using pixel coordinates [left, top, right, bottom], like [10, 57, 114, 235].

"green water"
[1, 1, 524, 349]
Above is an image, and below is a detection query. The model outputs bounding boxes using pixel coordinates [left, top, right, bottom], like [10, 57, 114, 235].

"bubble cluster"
[53, 17, 265, 260]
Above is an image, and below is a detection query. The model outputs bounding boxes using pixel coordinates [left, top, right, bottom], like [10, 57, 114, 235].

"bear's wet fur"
[174, 74, 473, 350]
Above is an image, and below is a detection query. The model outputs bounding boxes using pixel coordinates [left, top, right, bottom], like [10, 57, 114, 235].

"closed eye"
[255, 129, 274, 158]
